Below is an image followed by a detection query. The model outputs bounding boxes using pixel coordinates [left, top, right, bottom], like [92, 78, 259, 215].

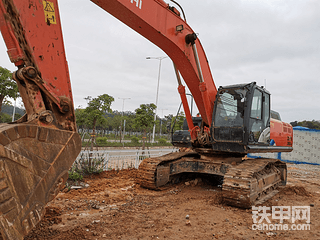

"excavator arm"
[0, 1, 82, 239]
[0, 0, 76, 130]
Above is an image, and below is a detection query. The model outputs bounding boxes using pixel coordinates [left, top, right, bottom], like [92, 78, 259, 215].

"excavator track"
[137, 151, 198, 189]
[0, 123, 81, 240]
[138, 153, 287, 209]
[222, 158, 287, 208]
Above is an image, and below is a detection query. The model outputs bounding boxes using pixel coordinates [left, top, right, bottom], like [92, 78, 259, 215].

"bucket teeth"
[0, 123, 81, 240]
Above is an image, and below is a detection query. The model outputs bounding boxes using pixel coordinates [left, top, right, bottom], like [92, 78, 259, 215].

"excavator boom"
[91, 0, 217, 126]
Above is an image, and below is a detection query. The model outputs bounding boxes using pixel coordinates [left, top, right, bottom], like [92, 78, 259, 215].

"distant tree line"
[290, 120, 320, 130]
[0, 104, 25, 123]
[0, 97, 186, 137]
[76, 102, 185, 137]
[76, 96, 186, 147]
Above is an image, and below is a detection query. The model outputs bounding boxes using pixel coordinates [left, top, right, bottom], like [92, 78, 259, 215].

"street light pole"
[158, 108, 168, 136]
[11, 99, 16, 122]
[118, 97, 130, 143]
[146, 56, 168, 143]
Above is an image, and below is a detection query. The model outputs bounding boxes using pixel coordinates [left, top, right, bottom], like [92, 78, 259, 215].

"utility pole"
[158, 108, 168, 136]
[11, 99, 16, 122]
[146, 56, 168, 143]
[118, 97, 130, 143]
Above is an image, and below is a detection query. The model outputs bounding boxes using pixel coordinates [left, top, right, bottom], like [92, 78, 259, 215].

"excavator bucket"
[0, 123, 81, 240]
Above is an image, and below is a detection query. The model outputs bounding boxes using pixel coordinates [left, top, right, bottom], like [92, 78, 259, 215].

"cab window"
[264, 94, 270, 126]
[250, 90, 262, 119]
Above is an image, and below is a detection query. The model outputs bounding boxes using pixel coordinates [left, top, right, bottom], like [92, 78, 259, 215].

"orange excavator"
[0, 0, 293, 239]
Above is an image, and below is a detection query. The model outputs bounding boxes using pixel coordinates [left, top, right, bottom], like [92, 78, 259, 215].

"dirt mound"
[281, 185, 312, 197]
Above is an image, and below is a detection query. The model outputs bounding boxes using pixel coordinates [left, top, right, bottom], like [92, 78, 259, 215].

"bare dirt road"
[22, 163, 320, 240]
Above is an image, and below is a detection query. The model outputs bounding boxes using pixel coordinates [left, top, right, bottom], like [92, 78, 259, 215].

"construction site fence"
[249, 127, 320, 165]
[74, 148, 179, 171]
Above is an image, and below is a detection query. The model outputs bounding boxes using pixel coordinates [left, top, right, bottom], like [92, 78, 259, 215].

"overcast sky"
[0, 0, 319, 123]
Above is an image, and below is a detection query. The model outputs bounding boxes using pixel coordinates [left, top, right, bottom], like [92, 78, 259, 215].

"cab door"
[248, 88, 270, 144]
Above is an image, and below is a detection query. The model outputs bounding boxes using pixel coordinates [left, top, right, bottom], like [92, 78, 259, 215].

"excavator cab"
[211, 82, 291, 153]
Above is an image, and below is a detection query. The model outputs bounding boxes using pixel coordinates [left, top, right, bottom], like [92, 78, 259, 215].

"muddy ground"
[24, 163, 320, 240]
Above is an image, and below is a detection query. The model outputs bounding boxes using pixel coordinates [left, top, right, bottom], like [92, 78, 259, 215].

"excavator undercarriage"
[137, 151, 287, 209]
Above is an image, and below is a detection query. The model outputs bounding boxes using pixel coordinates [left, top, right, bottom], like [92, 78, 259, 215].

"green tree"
[0, 67, 19, 121]
[111, 114, 122, 138]
[293, 120, 320, 130]
[171, 111, 185, 131]
[165, 114, 173, 133]
[134, 103, 156, 149]
[123, 114, 134, 136]
[75, 108, 89, 129]
[14, 112, 22, 121]
[97, 115, 110, 136]
[75, 107, 92, 141]
[85, 94, 114, 150]
[0, 112, 12, 123]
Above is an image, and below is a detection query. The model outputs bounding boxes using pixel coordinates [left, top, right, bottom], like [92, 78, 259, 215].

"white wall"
[250, 128, 320, 165]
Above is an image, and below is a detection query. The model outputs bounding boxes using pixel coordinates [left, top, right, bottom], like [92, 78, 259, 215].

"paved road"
[79, 147, 178, 157]
[83, 139, 162, 143]
[76, 147, 179, 170]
